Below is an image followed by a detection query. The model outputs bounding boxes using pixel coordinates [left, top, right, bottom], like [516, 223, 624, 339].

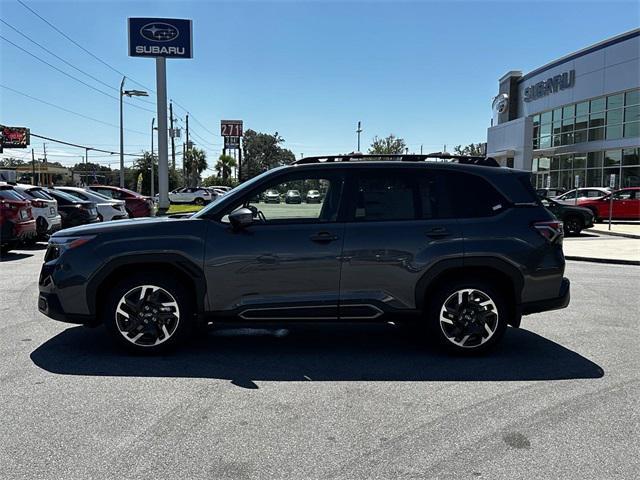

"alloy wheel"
[115, 285, 180, 347]
[439, 288, 499, 349]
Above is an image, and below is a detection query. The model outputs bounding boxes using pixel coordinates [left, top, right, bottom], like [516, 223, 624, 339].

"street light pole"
[119, 76, 125, 187]
[356, 121, 362, 152]
[151, 117, 155, 198]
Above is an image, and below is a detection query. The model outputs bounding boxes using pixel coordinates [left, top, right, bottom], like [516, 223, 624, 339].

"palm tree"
[183, 147, 208, 187]
[215, 154, 237, 181]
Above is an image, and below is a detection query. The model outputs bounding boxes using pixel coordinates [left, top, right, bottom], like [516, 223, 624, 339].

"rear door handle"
[426, 227, 450, 238]
[310, 232, 339, 243]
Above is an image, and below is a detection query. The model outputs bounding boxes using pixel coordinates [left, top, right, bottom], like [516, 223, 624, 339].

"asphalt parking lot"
[1, 247, 639, 480]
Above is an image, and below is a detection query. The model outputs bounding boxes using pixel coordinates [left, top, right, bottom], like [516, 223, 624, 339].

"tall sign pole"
[156, 57, 169, 211]
[128, 17, 193, 213]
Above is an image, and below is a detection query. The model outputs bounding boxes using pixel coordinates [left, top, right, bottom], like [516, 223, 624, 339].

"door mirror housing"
[229, 207, 254, 229]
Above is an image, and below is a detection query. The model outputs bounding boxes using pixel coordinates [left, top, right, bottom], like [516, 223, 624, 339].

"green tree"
[183, 147, 208, 187]
[215, 154, 237, 181]
[0, 157, 25, 167]
[368, 134, 407, 155]
[453, 143, 485, 156]
[242, 129, 296, 181]
[202, 174, 237, 188]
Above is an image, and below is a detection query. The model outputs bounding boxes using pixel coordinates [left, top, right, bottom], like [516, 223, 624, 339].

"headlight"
[46, 235, 96, 260]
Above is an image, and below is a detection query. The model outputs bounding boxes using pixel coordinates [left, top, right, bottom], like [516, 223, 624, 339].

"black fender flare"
[414, 256, 525, 311]
[85, 253, 206, 315]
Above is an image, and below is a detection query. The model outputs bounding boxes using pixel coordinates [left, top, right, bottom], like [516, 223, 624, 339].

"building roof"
[519, 28, 640, 83]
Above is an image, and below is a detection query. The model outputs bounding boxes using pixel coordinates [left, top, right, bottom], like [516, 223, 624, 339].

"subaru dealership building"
[487, 29, 639, 190]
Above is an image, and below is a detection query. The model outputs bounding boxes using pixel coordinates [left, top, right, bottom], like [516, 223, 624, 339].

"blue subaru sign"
[128, 18, 192, 59]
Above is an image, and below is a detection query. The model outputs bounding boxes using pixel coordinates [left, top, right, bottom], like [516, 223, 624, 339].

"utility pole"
[169, 101, 176, 170]
[43, 143, 48, 185]
[420, 144, 423, 155]
[31, 148, 36, 185]
[119, 76, 125, 187]
[151, 117, 155, 198]
[356, 121, 362, 152]
[85, 148, 89, 186]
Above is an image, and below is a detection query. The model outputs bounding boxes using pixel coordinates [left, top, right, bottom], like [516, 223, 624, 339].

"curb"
[565, 255, 640, 266]
[587, 228, 640, 240]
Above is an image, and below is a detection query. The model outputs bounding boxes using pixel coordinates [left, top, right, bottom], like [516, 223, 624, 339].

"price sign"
[221, 120, 243, 137]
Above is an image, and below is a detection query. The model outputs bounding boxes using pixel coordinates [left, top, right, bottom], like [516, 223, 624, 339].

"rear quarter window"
[448, 172, 508, 218]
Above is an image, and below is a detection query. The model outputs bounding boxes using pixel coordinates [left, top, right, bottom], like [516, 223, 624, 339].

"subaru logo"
[140, 22, 179, 42]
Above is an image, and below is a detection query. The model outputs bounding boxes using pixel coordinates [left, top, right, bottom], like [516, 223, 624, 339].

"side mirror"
[229, 207, 254, 229]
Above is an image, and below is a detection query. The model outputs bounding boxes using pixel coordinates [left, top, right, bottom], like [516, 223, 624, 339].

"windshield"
[192, 168, 285, 218]
[25, 188, 55, 201]
[0, 188, 26, 201]
[49, 189, 87, 203]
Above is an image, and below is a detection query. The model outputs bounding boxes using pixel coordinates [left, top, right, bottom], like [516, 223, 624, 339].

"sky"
[1, 0, 639, 175]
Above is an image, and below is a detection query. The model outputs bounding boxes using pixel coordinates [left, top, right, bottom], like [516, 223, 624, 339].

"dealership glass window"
[623, 148, 639, 166]
[574, 129, 588, 143]
[589, 110, 605, 128]
[573, 154, 586, 170]
[604, 150, 622, 166]
[532, 114, 541, 126]
[560, 155, 573, 170]
[538, 157, 550, 171]
[540, 135, 551, 148]
[606, 124, 623, 140]
[550, 156, 560, 170]
[625, 105, 640, 123]
[625, 90, 640, 106]
[575, 115, 588, 131]
[588, 127, 605, 141]
[607, 93, 624, 110]
[552, 121, 563, 135]
[576, 101, 589, 117]
[558, 170, 573, 189]
[588, 151, 604, 169]
[540, 123, 551, 136]
[606, 108, 623, 125]
[590, 97, 605, 113]
[553, 108, 563, 121]
[624, 121, 639, 138]
[562, 105, 575, 119]
[621, 167, 640, 188]
[540, 111, 552, 124]
[586, 168, 602, 187]
[553, 134, 563, 147]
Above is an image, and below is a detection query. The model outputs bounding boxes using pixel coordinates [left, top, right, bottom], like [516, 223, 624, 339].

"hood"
[51, 215, 176, 237]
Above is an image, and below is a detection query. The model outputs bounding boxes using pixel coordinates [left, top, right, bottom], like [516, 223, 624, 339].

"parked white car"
[168, 187, 213, 205]
[554, 187, 611, 205]
[3, 183, 61, 239]
[55, 187, 129, 222]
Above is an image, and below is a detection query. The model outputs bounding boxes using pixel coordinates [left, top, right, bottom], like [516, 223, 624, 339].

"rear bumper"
[521, 277, 570, 315]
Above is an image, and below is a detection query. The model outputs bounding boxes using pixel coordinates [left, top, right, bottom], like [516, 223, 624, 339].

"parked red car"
[0, 186, 37, 254]
[578, 187, 640, 221]
[86, 185, 154, 218]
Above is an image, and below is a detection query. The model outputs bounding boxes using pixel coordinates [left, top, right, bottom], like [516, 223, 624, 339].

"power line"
[15, 0, 218, 141]
[16, 0, 156, 95]
[30, 133, 144, 157]
[0, 35, 156, 114]
[1, 84, 149, 136]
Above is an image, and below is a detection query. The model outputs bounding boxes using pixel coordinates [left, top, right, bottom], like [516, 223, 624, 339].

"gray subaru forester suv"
[38, 154, 570, 354]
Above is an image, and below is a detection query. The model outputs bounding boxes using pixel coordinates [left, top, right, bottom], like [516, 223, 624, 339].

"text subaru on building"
[38, 154, 570, 355]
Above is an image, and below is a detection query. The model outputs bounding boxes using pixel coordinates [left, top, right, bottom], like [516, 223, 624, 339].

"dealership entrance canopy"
[487, 29, 639, 190]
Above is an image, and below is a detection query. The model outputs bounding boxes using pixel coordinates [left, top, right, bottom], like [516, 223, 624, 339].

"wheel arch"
[87, 253, 206, 318]
[415, 257, 524, 327]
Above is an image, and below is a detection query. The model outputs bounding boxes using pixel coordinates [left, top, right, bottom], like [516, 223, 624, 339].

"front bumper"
[38, 292, 92, 324]
[521, 277, 570, 315]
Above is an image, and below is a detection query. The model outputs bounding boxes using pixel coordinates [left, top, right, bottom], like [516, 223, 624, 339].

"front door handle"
[310, 232, 339, 243]
[426, 226, 450, 238]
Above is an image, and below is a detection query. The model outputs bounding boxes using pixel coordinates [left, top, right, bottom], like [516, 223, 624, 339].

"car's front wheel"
[428, 280, 508, 354]
[103, 274, 193, 354]
[194, 197, 205, 206]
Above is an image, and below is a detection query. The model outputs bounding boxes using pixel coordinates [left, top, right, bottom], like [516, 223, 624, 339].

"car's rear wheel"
[428, 280, 507, 354]
[103, 274, 193, 354]
[564, 215, 583, 236]
[194, 197, 205, 206]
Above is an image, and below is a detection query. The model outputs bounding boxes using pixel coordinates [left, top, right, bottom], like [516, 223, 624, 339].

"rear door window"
[448, 172, 507, 217]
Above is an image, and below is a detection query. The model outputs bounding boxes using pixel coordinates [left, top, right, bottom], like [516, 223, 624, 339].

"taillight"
[533, 220, 563, 243]
[31, 200, 47, 208]
[0, 201, 17, 211]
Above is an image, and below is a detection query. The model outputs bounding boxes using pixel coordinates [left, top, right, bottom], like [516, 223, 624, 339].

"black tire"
[194, 198, 205, 206]
[586, 207, 599, 223]
[102, 273, 193, 354]
[563, 215, 583, 236]
[427, 279, 508, 355]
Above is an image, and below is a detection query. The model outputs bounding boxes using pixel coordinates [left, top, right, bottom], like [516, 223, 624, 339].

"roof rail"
[293, 152, 500, 167]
